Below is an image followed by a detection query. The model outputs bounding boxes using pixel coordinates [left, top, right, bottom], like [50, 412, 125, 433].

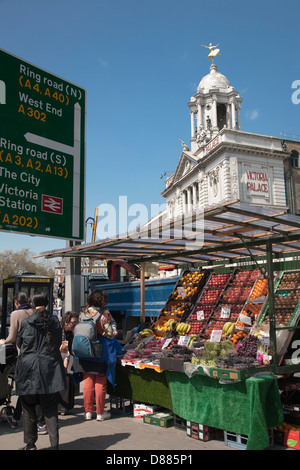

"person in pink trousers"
[72, 290, 121, 421]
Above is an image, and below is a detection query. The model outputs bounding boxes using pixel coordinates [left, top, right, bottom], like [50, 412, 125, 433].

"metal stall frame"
[34, 200, 300, 375]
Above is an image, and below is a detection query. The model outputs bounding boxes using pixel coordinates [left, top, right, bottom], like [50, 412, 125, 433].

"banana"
[165, 319, 177, 331]
[167, 319, 176, 328]
[188, 334, 198, 348]
[223, 322, 231, 332]
[140, 328, 154, 336]
[222, 322, 235, 336]
[176, 322, 191, 335]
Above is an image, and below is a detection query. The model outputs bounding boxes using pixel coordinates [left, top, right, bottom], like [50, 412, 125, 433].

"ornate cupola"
[188, 43, 243, 153]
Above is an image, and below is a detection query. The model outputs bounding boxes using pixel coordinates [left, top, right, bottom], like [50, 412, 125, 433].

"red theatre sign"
[246, 170, 269, 193]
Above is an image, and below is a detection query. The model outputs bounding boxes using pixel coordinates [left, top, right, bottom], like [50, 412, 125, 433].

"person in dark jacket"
[15, 293, 66, 450]
[58, 311, 79, 415]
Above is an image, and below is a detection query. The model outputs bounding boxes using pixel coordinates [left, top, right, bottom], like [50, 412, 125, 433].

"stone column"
[236, 104, 241, 130]
[182, 190, 187, 214]
[192, 184, 197, 210]
[197, 102, 203, 130]
[190, 112, 195, 139]
[197, 180, 202, 207]
[187, 187, 192, 212]
[226, 103, 231, 129]
[231, 100, 236, 129]
[212, 96, 218, 128]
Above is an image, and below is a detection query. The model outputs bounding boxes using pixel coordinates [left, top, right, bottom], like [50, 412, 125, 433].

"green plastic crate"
[143, 411, 174, 428]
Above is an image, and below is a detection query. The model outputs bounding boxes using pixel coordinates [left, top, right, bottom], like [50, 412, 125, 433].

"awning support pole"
[140, 262, 145, 327]
[236, 234, 265, 274]
[266, 240, 277, 367]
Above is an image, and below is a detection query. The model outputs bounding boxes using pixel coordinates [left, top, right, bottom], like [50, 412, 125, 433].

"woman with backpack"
[15, 293, 66, 450]
[72, 289, 122, 421]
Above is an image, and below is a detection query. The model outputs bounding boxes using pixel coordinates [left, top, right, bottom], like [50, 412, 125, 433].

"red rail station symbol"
[42, 195, 63, 214]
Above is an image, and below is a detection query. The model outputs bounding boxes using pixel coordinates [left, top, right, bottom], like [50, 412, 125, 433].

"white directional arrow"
[0, 80, 6, 104]
[25, 102, 82, 238]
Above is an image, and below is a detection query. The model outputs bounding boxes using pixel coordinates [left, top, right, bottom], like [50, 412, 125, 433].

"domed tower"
[188, 57, 243, 153]
[162, 43, 288, 217]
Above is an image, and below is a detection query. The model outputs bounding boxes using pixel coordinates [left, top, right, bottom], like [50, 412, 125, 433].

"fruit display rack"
[235, 276, 270, 331]
[166, 269, 209, 304]
[195, 269, 261, 340]
[187, 272, 233, 338]
[122, 268, 300, 379]
[258, 270, 300, 364]
[259, 270, 300, 328]
[159, 300, 190, 320]
[152, 269, 209, 335]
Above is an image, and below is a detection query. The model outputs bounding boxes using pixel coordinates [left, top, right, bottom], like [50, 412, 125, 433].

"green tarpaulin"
[107, 363, 172, 409]
[167, 371, 284, 450]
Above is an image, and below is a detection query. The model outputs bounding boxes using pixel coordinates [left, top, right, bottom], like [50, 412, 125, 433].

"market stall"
[37, 200, 300, 449]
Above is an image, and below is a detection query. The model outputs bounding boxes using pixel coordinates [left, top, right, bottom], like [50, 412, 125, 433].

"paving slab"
[0, 389, 287, 452]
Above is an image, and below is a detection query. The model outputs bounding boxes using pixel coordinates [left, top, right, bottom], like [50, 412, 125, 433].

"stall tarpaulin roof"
[34, 200, 300, 264]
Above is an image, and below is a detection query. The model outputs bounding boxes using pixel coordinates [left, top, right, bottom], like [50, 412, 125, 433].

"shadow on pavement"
[57, 432, 131, 450]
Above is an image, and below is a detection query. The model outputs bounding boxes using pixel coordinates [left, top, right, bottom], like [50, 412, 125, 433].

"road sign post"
[0, 49, 86, 240]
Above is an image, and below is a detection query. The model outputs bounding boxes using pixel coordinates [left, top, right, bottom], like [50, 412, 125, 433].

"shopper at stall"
[0, 292, 35, 428]
[72, 289, 122, 421]
[0, 291, 34, 345]
[15, 293, 66, 450]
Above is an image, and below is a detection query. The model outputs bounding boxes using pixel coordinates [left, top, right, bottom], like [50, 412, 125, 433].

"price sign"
[162, 338, 172, 350]
[221, 306, 231, 319]
[177, 287, 186, 298]
[197, 310, 205, 320]
[0, 49, 86, 240]
[210, 329, 222, 343]
[178, 335, 190, 347]
[239, 314, 252, 326]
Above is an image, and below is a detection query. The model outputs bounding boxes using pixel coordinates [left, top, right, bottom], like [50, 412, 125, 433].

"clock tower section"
[188, 62, 243, 154]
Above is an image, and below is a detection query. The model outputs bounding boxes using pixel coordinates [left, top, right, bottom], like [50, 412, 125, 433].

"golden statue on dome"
[201, 43, 220, 63]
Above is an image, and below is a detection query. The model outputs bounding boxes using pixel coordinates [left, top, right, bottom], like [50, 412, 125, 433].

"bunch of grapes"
[236, 335, 259, 358]
[217, 353, 258, 369]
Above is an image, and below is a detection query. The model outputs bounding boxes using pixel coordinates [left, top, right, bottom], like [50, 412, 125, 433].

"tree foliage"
[0, 249, 55, 295]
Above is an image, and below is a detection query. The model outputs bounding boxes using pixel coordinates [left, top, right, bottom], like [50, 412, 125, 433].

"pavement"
[0, 384, 288, 452]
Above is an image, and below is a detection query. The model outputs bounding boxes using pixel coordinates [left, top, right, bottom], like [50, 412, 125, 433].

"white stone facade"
[161, 64, 289, 217]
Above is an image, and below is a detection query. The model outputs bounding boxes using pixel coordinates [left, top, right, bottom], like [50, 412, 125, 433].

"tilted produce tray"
[143, 411, 174, 428]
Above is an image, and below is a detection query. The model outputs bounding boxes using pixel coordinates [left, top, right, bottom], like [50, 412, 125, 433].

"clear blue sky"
[0, 0, 300, 255]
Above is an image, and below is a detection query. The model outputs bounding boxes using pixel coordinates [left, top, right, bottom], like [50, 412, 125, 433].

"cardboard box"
[143, 412, 174, 428]
[274, 429, 300, 450]
[211, 364, 275, 381]
[160, 357, 184, 373]
[133, 403, 158, 418]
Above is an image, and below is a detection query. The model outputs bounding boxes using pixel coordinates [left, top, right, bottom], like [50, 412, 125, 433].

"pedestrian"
[0, 291, 34, 345]
[15, 293, 66, 450]
[0, 292, 34, 428]
[72, 289, 122, 421]
[58, 311, 79, 415]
